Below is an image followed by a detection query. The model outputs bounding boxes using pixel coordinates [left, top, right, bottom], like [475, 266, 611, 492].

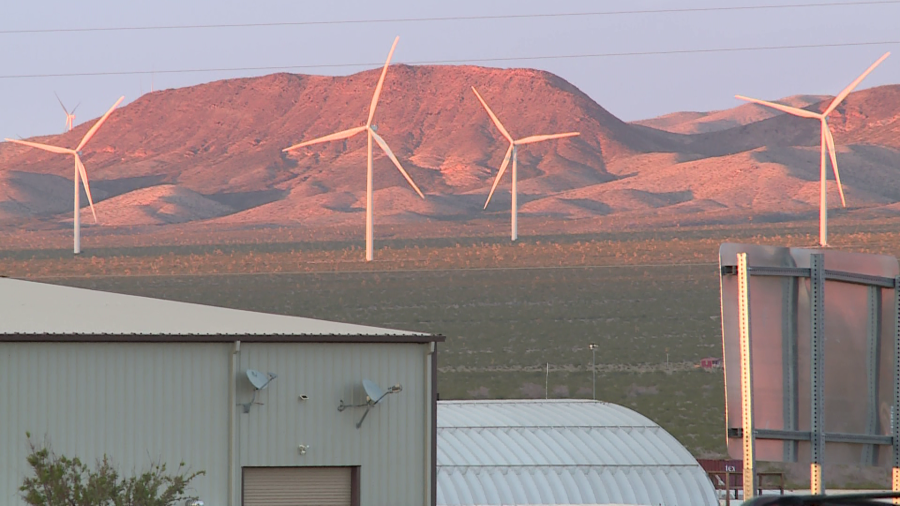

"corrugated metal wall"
[0, 341, 430, 506]
[0, 343, 231, 506]
[238, 343, 428, 506]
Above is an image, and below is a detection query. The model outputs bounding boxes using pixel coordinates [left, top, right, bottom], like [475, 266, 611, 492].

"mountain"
[680, 85, 900, 156]
[632, 95, 829, 134]
[1, 68, 899, 243]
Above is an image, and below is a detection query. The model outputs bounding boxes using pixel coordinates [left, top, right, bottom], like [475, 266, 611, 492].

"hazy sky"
[2, 0, 899, 140]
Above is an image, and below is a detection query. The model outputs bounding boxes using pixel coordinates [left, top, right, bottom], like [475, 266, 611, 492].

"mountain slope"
[1, 71, 899, 238]
[0, 65, 672, 197]
[633, 95, 829, 134]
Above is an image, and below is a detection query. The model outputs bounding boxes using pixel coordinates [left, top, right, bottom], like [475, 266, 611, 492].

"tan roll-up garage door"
[243, 467, 352, 506]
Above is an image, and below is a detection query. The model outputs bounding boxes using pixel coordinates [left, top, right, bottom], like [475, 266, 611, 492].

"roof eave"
[0, 333, 446, 344]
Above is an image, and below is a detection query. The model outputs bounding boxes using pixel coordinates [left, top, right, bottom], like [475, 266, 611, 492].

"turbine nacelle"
[55, 92, 80, 133]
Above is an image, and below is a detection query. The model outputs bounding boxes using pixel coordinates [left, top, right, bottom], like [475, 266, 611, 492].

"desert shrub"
[20, 433, 204, 506]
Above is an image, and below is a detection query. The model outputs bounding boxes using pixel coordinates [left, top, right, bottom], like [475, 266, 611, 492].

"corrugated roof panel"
[559, 469, 585, 504]
[597, 468, 624, 504]
[437, 467, 714, 506]
[437, 400, 717, 506]
[439, 426, 694, 468]
[439, 399, 657, 428]
[0, 277, 426, 336]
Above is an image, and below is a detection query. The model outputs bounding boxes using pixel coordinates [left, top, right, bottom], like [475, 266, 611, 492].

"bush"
[20, 433, 204, 506]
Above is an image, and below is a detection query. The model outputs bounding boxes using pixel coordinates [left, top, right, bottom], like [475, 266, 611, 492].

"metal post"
[864, 286, 882, 466]
[738, 253, 756, 500]
[589, 343, 598, 400]
[782, 273, 799, 462]
[229, 340, 241, 506]
[893, 276, 900, 503]
[810, 254, 825, 495]
[725, 471, 731, 506]
[545, 362, 549, 399]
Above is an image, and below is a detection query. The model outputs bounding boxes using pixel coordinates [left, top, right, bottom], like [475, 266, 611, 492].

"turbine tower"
[55, 92, 80, 133]
[5, 96, 124, 254]
[736, 52, 890, 247]
[283, 36, 424, 262]
[472, 87, 580, 241]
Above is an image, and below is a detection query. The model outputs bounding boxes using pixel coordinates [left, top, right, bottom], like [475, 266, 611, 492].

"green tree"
[20, 433, 204, 506]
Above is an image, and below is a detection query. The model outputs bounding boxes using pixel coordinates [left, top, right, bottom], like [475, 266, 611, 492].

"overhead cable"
[1, 40, 898, 80]
[1, 1, 899, 35]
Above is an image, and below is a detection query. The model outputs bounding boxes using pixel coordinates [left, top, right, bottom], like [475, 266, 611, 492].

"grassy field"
[5, 220, 900, 458]
[40, 264, 727, 455]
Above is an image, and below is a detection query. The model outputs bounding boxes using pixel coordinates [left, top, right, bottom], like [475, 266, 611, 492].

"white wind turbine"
[55, 92, 80, 133]
[736, 52, 890, 247]
[472, 87, 580, 241]
[5, 96, 125, 254]
[283, 36, 424, 262]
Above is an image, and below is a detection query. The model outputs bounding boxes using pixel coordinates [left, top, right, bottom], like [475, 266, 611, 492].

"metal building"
[0, 277, 442, 506]
[437, 400, 717, 506]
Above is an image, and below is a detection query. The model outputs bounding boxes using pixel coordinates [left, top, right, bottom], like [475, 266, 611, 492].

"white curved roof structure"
[437, 400, 717, 506]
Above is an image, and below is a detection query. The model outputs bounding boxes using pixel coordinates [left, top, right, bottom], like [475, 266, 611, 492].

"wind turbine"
[736, 52, 890, 247]
[472, 87, 580, 241]
[5, 96, 125, 254]
[55, 92, 80, 133]
[283, 36, 424, 262]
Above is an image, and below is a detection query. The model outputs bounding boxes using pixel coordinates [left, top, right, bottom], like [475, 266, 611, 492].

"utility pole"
[545, 362, 549, 399]
[589, 343, 599, 400]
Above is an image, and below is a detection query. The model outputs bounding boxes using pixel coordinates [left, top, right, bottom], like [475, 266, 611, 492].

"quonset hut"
[437, 400, 717, 506]
[0, 277, 443, 506]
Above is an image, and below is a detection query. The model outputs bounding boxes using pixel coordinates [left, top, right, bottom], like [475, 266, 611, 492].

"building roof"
[437, 400, 717, 506]
[0, 277, 439, 342]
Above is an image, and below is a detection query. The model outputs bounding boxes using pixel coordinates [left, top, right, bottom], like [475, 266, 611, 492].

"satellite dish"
[354, 379, 402, 428]
[241, 369, 277, 413]
[363, 379, 386, 404]
[247, 369, 276, 390]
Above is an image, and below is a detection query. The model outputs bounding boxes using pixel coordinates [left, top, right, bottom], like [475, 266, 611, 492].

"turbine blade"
[516, 132, 580, 145]
[76, 96, 124, 152]
[366, 36, 399, 128]
[472, 87, 513, 143]
[54, 92, 69, 115]
[75, 155, 98, 223]
[825, 52, 890, 116]
[484, 143, 513, 209]
[823, 124, 846, 208]
[371, 130, 425, 199]
[71, 102, 81, 114]
[283, 125, 367, 152]
[735, 95, 821, 119]
[4, 138, 74, 155]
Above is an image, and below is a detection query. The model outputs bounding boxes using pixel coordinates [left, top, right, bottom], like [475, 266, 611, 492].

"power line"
[1, 1, 899, 35]
[1, 40, 897, 80]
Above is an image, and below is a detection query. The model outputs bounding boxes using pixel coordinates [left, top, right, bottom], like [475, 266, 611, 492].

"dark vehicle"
[745, 492, 900, 506]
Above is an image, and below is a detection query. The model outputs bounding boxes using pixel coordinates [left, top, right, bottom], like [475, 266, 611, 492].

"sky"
[1, 0, 899, 141]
